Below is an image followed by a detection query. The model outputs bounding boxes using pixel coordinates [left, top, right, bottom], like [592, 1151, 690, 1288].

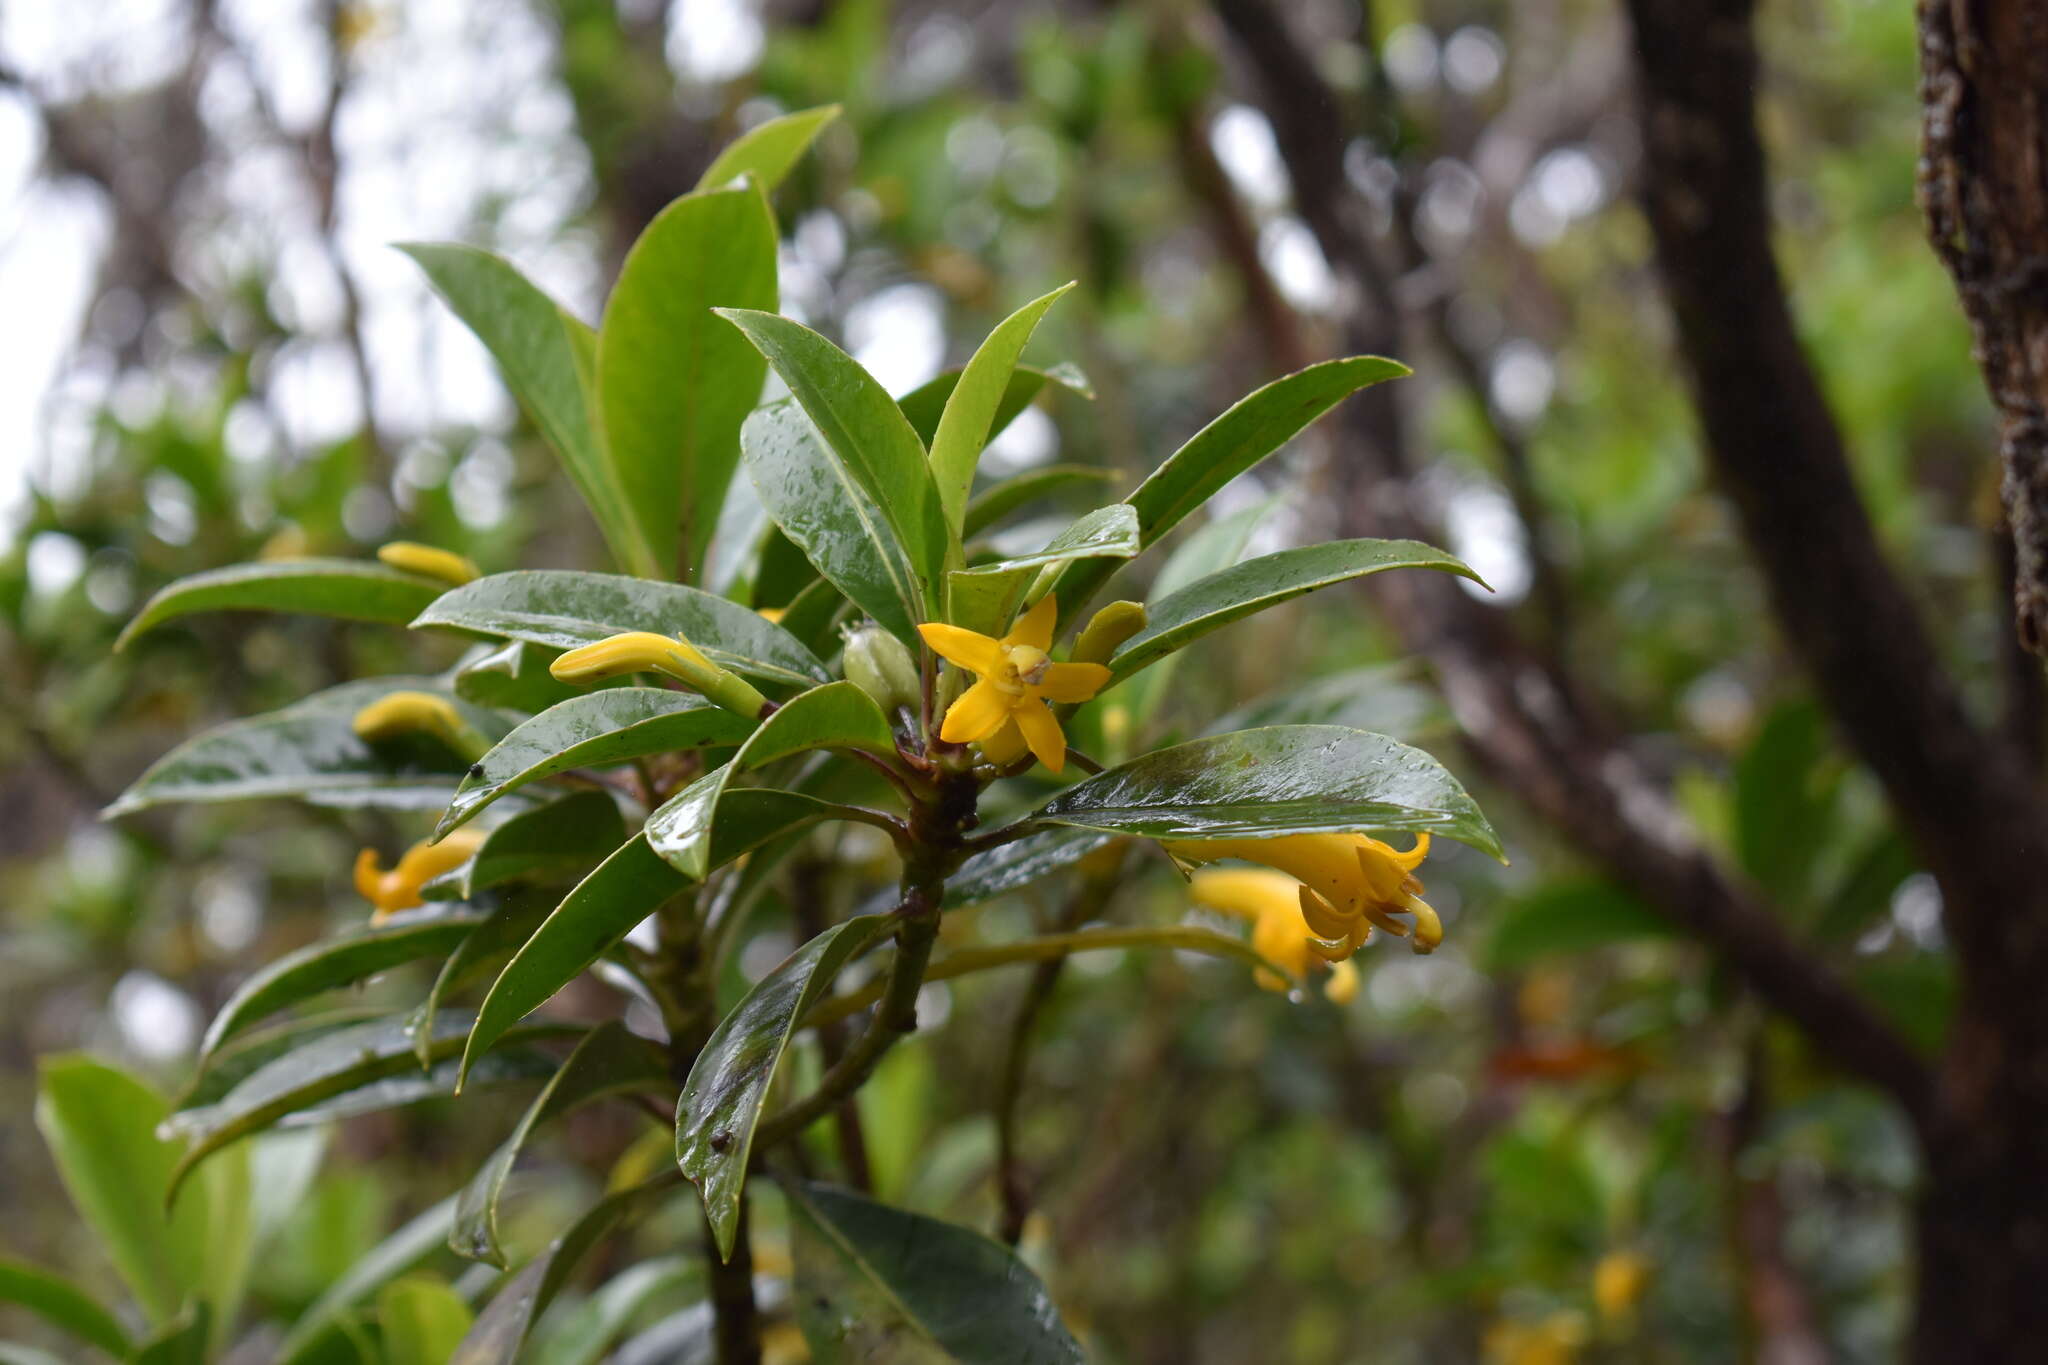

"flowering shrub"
[16, 108, 1497, 1362]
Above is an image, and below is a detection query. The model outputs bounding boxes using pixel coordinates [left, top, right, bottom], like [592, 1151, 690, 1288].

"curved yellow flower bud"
[352, 691, 462, 742]
[354, 830, 485, 921]
[551, 631, 767, 718]
[377, 540, 480, 586]
[1071, 600, 1147, 667]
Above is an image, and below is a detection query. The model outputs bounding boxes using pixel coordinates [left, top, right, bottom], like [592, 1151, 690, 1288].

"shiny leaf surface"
[104, 678, 503, 818]
[742, 398, 925, 643]
[677, 917, 890, 1260]
[452, 1022, 669, 1268]
[694, 104, 839, 192]
[643, 682, 894, 879]
[928, 283, 1074, 534]
[1049, 356, 1409, 615]
[962, 463, 1117, 539]
[401, 244, 655, 577]
[717, 308, 948, 607]
[785, 1179, 1083, 1363]
[1108, 538, 1482, 682]
[598, 185, 777, 579]
[413, 571, 828, 688]
[446, 790, 626, 897]
[115, 559, 447, 651]
[1032, 725, 1503, 859]
[439, 688, 752, 835]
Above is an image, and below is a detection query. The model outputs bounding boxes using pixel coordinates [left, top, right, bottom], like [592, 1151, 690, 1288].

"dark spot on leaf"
[710, 1128, 733, 1151]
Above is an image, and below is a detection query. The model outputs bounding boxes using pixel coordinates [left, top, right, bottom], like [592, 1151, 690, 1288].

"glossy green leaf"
[524, 1256, 699, 1365]
[414, 570, 828, 689]
[0, 1344, 66, 1365]
[452, 1022, 669, 1268]
[899, 361, 1091, 448]
[453, 639, 593, 714]
[444, 790, 627, 898]
[440, 689, 751, 835]
[103, 677, 504, 818]
[408, 894, 557, 1069]
[1050, 356, 1409, 615]
[677, 916, 890, 1260]
[195, 908, 488, 1068]
[775, 574, 853, 661]
[719, 309, 948, 609]
[178, 1009, 389, 1115]
[784, 1179, 1083, 1363]
[599, 186, 778, 579]
[276, 1195, 461, 1365]
[1032, 724, 1503, 859]
[126, 1305, 208, 1365]
[379, 1276, 475, 1365]
[948, 503, 1140, 635]
[944, 827, 1116, 908]
[451, 1175, 683, 1365]
[962, 463, 1117, 539]
[694, 104, 839, 192]
[34, 1058, 232, 1326]
[929, 284, 1075, 534]
[115, 560, 447, 651]
[401, 244, 656, 577]
[742, 398, 926, 642]
[0, 1258, 130, 1359]
[1484, 882, 1672, 970]
[1119, 496, 1276, 726]
[167, 1013, 569, 1203]
[643, 682, 894, 880]
[1107, 538, 1482, 682]
[461, 837, 686, 1083]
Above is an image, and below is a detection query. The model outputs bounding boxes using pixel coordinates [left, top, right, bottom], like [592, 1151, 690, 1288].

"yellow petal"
[354, 848, 387, 903]
[1322, 960, 1360, 1005]
[978, 719, 1030, 766]
[1035, 660, 1111, 704]
[551, 631, 712, 685]
[1297, 884, 1356, 940]
[940, 678, 1013, 743]
[1405, 895, 1443, 953]
[1005, 594, 1057, 651]
[1011, 695, 1067, 773]
[917, 622, 1004, 675]
[1189, 867, 1301, 922]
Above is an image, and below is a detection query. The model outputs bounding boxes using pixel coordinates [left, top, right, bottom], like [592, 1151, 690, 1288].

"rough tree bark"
[1625, 2, 2048, 1356]
[1921, 0, 2048, 655]
[1216, 0, 2048, 1356]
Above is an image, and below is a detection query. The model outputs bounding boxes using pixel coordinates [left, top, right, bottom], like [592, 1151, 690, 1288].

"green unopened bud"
[1072, 600, 1147, 667]
[551, 631, 767, 719]
[842, 624, 922, 715]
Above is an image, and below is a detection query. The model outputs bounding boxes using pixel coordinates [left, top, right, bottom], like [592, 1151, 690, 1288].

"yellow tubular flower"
[550, 631, 766, 718]
[352, 691, 475, 753]
[1169, 830, 1439, 956]
[1188, 867, 1358, 1002]
[377, 540, 480, 586]
[1592, 1251, 1650, 1320]
[354, 831, 485, 921]
[918, 596, 1110, 773]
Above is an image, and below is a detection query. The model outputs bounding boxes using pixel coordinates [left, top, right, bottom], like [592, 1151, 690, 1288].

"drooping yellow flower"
[756, 606, 787, 625]
[354, 831, 485, 921]
[918, 596, 1109, 773]
[1168, 830, 1439, 957]
[377, 540, 480, 586]
[1188, 866, 1360, 1003]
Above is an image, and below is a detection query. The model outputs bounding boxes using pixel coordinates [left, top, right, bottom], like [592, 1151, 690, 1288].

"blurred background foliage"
[0, 0, 1982, 1360]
